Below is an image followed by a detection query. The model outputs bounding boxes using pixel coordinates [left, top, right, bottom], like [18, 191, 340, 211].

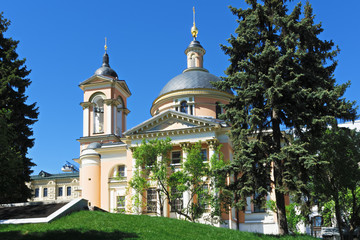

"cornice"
[77, 134, 120, 144]
[79, 75, 131, 98]
[96, 144, 127, 154]
[151, 89, 233, 116]
[124, 110, 220, 136]
[125, 125, 216, 140]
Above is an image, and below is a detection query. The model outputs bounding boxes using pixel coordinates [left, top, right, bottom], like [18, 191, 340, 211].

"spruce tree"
[0, 12, 38, 203]
[214, 0, 357, 234]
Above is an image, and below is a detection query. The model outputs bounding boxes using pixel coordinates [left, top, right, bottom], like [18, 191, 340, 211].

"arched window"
[111, 165, 126, 179]
[92, 95, 104, 133]
[216, 102, 222, 119]
[180, 101, 188, 114]
[189, 54, 196, 68]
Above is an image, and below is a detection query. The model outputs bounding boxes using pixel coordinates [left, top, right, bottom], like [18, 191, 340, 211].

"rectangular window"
[170, 188, 183, 212]
[253, 193, 266, 213]
[43, 188, 48, 197]
[147, 188, 157, 213]
[117, 196, 126, 213]
[58, 187, 63, 197]
[118, 165, 125, 177]
[200, 149, 207, 162]
[171, 151, 181, 165]
[35, 188, 39, 198]
[198, 185, 210, 210]
[67, 186, 71, 196]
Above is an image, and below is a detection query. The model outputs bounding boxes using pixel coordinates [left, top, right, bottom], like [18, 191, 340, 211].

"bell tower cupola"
[151, 8, 233, 117]
[185, 7, 206, 70]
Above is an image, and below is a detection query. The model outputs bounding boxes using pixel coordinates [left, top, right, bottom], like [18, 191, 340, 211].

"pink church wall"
[81, 164, 101, 207]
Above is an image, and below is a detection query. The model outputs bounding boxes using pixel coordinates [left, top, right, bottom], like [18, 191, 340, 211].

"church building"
[74, 17, 279, 234]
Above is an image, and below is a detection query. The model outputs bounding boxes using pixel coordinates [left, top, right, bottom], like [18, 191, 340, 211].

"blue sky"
[1, 0, 359, 174]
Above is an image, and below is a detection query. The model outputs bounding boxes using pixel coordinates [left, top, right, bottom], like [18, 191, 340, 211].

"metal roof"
[158, 68, 229, 96]
[31, 172, 79, 181]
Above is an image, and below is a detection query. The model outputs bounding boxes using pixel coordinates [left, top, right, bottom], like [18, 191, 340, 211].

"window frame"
[43, 188, 48, 197]
[180, 101, 188, 114]
[253, 193, 266, 213]
[171, 151, 181, 165]
[116, 196, 126, 213]
[200, 149, 207, 162]
[67, 186, 72, 196]
[170, 187, 183, 212]
[146, 188, 157, 213]
[34, 188, 39, 198]
[117, 165, 126, 178]
[58, 187, 63, 197]
[215, 102, 222, 119]
[198, 185, 210, 210]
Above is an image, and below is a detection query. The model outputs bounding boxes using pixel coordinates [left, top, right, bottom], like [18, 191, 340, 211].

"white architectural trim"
[0, 198, 88, 224]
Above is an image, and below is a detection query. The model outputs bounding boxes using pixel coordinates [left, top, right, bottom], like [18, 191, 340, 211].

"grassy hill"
[0, 211, 316, 240]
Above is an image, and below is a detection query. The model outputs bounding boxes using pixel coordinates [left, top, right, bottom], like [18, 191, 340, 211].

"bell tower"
[76, 41, 131, 207]
[78, 40, 131, 147]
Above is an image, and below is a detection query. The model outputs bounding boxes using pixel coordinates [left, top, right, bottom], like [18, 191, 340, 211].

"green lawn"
[0, 211, 315, 240]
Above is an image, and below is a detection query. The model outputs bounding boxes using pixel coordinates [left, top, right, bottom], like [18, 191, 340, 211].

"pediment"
[79, 75, 131, 97]
[124, 110, 220, 136]
[79, 75, 113, 87]
[147, 119, 197, 132]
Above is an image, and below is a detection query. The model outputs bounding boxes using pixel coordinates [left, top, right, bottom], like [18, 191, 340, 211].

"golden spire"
[104, 37, 108, 52]
[191, 7, 198, 40]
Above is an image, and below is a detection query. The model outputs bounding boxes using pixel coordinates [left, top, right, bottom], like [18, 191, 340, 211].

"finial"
[104, 37, 108, 52]
[191, 7, 199, 40]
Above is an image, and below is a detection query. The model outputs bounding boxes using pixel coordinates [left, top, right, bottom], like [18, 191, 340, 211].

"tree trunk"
[157, 190, 164, 217]
[272, 110, 289, 235]
[236, 209, 240, 231]
[275, 189, 288, 235]
[334, 194, 344, 240]
[234, 174, 240, 231]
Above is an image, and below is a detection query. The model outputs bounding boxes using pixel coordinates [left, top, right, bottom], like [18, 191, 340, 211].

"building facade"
[74, 23, 280, 234]
[28, 171, 80, 202]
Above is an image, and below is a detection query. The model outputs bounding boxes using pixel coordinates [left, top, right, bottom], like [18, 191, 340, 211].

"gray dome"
[87, 142, 102, 149]
[159, 68, 229, 96]
[94, 52, 118, 78]
[95, 66, 118, 78]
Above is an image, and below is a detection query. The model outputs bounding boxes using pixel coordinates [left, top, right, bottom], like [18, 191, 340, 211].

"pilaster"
[80, 102, 91, 137]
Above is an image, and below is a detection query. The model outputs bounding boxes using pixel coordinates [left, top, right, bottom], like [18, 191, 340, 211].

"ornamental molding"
[125, 125, 216, 140]
[77, 134, 120, 144]
[104, 99, 118, 106]
[79, 75, 131, 98]
[185, 47, 206, 55]
[80, 102, 92, 109]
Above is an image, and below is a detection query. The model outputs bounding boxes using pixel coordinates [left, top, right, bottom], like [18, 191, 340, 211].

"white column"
[124, 111, 127, 132]
[117, 109, 122, 136]
[181, 143, 190, 209]
[83, 107, 89, 137]
[110, 189, 114, 212]
[208, 145, 215, 167]
[106, 103, 112, 134]
[164, 198, 168, 218]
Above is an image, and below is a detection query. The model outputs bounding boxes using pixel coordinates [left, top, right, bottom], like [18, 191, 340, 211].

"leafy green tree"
[129, 138, 227, 222]
[213, 0, 356, 234]
[0, 12, 38, 203]
[311, 128, 360, 240]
